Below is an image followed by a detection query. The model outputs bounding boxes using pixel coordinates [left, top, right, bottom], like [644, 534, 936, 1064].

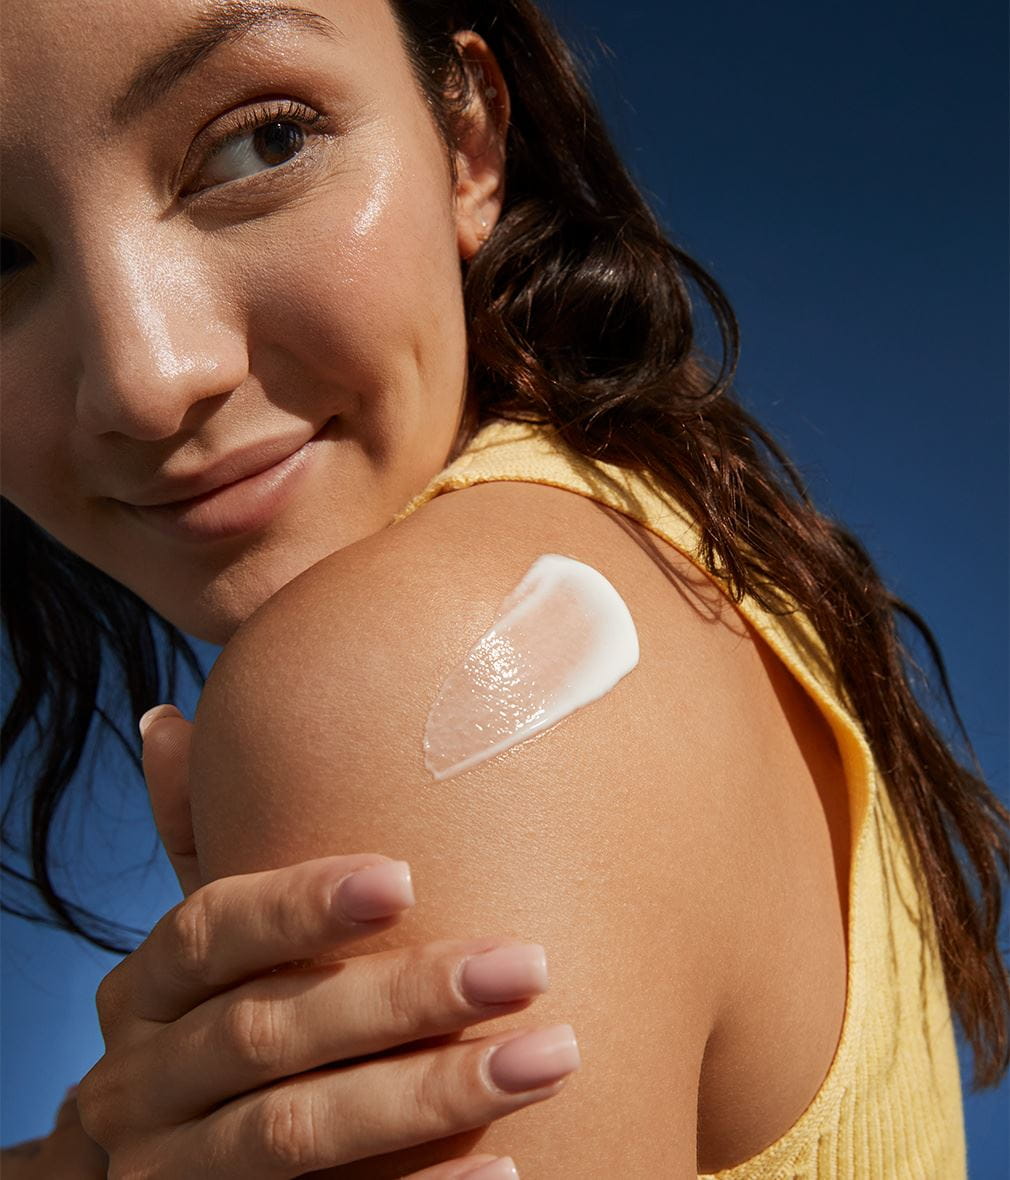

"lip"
[132, 428, 324, 507]
[127, 418, 334, 543]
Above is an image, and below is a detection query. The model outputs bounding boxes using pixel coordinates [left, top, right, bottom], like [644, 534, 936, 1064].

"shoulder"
[198, 479, 763, 889]
[188, 479, 767, 1172]
[213, 476, 761, 748]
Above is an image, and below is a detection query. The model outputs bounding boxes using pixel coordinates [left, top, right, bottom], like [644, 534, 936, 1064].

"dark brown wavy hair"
[3, 0, 1007, 1092]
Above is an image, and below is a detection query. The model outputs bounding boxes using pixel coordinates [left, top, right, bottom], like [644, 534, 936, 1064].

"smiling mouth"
[128, 418, 337, 542]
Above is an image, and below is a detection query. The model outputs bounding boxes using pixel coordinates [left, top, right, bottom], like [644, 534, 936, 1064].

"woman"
[2, 0, 1007, 1176]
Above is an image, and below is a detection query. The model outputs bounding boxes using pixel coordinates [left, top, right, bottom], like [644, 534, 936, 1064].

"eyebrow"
[108, 1, 342, 127]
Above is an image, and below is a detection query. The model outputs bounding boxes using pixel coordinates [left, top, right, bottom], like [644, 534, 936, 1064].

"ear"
[450, 30, 510, 262]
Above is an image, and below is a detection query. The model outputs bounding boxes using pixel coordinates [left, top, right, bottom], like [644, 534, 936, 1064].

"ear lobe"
[450, 30, 509, 261]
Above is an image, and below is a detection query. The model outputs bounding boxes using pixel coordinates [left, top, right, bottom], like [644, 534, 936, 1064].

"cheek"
[239, 132, 464, 405]
[0, 366, 77, 529]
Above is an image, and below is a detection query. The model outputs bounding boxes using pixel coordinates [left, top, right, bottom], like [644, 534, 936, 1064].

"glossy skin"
[0, 0, 507, 645]
[1, 2, 544, 1174]
[1, 6, 861, 1175]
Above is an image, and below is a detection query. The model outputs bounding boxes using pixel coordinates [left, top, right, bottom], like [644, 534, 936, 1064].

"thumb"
[140, 705, 202, 898]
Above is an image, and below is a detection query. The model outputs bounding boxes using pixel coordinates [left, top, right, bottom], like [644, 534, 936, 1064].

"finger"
[45, 1124, 110, 1178]
[406, 1154, 519, 1179]
[104, 854, 415, 1028]
[155, 1023, 577, 1178]
[0, 1139, 45, 1175]
[53, 1084, 81, 1129]
[140, 936, 546, 1121]
[32, 1088, 110, 1178]
[140, 706, 201, 898]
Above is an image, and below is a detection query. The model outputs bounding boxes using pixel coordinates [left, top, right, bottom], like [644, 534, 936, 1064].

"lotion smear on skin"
[423, 554, 640, 781]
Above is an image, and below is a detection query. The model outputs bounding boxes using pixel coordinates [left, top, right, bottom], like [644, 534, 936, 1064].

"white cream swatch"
[423, 553, 640, 781]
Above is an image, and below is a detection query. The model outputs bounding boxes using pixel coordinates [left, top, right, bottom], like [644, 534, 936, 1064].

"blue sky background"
[2, 0, 1007, 1172]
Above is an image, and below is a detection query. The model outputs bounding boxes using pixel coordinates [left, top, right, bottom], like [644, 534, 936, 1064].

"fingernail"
[139, 705, 181, 739]
[460, 943, 548, 1004]
[485, 1023, 580, 1093]
[464, 1158, 520, 1179]
[336, 860, 415, 921]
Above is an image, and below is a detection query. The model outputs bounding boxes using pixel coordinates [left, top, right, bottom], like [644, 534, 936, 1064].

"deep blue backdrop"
[3, 0, 1007, 1172]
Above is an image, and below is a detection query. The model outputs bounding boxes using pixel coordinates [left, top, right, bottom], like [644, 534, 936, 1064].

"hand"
[73, 708, 574, 1177]
[76, 854, 565, 1177]
[0, 1086, 108, 1178]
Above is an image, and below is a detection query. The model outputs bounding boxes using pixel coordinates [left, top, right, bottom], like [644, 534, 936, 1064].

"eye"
[1, 236, 32, 280]
[186, 100, 327, 195]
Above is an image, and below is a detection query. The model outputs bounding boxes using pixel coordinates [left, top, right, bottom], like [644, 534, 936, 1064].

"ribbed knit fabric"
[392, 417, 968, 1179]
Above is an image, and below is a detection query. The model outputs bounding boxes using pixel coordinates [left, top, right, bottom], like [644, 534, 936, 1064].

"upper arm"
[187, 482, 748, 1177]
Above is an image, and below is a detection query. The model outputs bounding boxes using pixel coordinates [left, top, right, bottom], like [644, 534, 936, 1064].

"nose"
[72, 229, 248, 440]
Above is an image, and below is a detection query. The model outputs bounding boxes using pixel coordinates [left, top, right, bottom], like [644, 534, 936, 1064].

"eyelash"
[184, 98, 329, 196]
[0, 99, 329, 284]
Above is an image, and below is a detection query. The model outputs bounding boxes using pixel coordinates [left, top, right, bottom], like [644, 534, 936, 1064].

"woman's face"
[0, 0, 506, 645]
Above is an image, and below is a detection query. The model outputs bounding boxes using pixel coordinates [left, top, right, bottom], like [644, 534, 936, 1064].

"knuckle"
[74, 1070, 107, 1141]
[252, 1089, 323, 1172]
[384, 945, 429, 1031]
[410, 1049, 460, 1129]
[265, 867, 325, 948]
[223, 994, 285, 1074]
[94, 971, 115, 1015]
[75, 1057, 126, 1148]
[164, 893, 216, 988]
[95, 965, 127, 1028]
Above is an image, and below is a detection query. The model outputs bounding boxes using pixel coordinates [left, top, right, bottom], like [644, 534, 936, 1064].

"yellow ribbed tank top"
[392, 416, 968, 1179]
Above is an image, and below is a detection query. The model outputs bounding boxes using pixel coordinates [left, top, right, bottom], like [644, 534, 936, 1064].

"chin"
[147, 563, 294, 649]
[138, 476, 400, 648]
[186, 616, 243, 649]
[153, 533, 349, 649]
[164, 600, 250, 649]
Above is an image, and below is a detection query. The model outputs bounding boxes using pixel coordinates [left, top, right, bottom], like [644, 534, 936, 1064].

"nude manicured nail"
[485, 1023, 580, 1093]
[460, 943, 548, 1004]
[138, 704, 181, 739]
[336, 860, 415, 921]
[464, 1157, 520, 1179]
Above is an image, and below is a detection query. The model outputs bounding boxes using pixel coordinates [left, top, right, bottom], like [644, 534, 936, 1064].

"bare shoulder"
[205, 475, 768, 877]
[197, 477, 771, 1009]
[188, 478, 779, 1174]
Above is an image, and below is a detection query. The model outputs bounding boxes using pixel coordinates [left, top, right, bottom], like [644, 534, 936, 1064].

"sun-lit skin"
[0, 0, 508, 645]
